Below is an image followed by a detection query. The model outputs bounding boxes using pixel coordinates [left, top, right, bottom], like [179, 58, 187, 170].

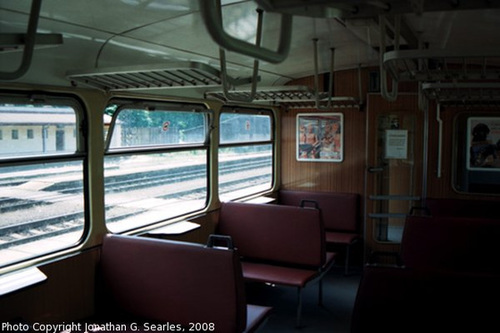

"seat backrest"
[99, 234, 247, 332]
[218, 201, 325, 268]
[279, 190, 360, 233]
[401, 216, 500, 273]
[425, 197, 498, 219]
[351, 265, 500, 333]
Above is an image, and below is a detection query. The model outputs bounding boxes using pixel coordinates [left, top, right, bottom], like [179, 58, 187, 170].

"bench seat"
[217, 201, 336, 327]
[98, 234, 271, 333]
[278, 190, 361, 274]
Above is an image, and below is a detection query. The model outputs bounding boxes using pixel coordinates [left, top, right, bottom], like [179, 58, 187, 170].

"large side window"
[0, 95, 86, 268]
[104, 100, 209, 233]
[219, 108, 274, 201]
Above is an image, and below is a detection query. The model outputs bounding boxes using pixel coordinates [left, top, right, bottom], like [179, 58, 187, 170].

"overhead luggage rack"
[383, 48, 500, 82]
[67, 62, 229, 91]
[422, 82, 500, 105]
[205, 86, 361, 109]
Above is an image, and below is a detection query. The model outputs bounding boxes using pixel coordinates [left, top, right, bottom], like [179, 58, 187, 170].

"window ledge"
[242, 196, 276, 204]
[0, 266, 47, 296]
[147, 221, 200, 236]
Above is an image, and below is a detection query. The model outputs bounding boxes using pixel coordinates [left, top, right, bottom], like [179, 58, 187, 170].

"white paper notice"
[385, 129, 408, 159]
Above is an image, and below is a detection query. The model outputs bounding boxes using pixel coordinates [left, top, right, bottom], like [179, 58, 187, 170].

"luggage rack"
[421, 82, 500, 105]
[67, 61, 251, 91]
[205, 86, 361, 109]
[380, 47, 500, 105]
[383, 48, 500, 82]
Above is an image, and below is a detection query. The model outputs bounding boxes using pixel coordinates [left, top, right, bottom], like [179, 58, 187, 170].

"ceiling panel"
[1, 0, 500, 96]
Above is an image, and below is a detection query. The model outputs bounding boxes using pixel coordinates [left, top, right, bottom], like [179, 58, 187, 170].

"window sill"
[0, 266, 47, 296]
[147, 221, 200, 236]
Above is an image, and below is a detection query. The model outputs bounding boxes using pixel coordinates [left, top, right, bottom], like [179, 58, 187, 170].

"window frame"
[453, 111, 500, 195]
[103, 98, 212, 233]
[0, 91, 89, 268]
[218, 106, 276, 201]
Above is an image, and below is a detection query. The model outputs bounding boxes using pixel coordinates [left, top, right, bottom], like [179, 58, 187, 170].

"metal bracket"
[0, 0, 42, 80]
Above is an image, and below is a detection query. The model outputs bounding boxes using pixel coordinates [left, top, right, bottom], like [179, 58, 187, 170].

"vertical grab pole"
[313, 38, 321, 109]
[0, 0, 43, 80]
[436, 103, 443, 179]
[313, 38, 335, 110]
[358, 63, 363, 105]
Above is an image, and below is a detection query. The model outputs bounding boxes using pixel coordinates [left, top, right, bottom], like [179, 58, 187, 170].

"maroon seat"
[98, 234, 271, 333]
[401, 215, 500, 273]
[351, 265, 500, 333]
[278, 190, 361, 274]
[425, 197, 498, 219]
[217, 201, 336, 327]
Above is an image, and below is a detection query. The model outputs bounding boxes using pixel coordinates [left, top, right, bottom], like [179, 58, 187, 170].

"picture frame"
[296, 113, 343, 162]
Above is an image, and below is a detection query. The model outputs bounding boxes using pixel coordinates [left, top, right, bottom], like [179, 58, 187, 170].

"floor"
[246, 265, 362, 333]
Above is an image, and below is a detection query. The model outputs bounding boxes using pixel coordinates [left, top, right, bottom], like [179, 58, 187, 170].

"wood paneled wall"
[279, 69, 370, 195]
[280, 106, 366, 194]
[278, 66, 500, 260]
[280, 67, 500, 202]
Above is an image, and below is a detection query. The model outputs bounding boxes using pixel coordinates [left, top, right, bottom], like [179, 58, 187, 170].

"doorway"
[365, 94, 424, 257]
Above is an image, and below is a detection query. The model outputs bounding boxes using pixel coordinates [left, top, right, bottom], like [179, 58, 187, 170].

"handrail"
[198, 0, 293, 64]
[219, 8, 263, 103]
[379, 15, 401, 102]
[0, 0, 42, 80]
[436, 102, 443, 179]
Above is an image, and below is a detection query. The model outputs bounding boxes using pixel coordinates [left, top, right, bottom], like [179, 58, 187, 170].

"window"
[0, 95, 86, 268]
[11, 129, 19, 140]
[27, 129, 34, 139]
[104, 100, 209, 233]
[219, 108, 274, 201]
[453, 113, 500, 194]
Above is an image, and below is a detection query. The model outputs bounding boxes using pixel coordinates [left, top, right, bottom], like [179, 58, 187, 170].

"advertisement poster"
[468, 117, 500, 170]
[297, 113, 343, 162]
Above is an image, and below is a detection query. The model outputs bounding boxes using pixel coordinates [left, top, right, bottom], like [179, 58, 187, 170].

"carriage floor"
[245, 265, 362, 333]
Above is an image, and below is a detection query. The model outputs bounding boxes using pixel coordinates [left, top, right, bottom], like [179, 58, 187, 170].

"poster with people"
[467, 117, 500, 170]
[297, 113, 343, 162]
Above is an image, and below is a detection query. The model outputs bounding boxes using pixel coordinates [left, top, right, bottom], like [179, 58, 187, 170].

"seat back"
[278, 190, 360, 233]
[401, 216, 500, 273]
[351, 265, 500, 333]
[99, 235, 247, 332]
[425, 197, 498, 219]
[218, 201, 325, 268]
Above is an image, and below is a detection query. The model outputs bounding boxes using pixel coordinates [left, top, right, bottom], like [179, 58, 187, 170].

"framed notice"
[296, 113, 343, 162]
[385, 129, 408, 159]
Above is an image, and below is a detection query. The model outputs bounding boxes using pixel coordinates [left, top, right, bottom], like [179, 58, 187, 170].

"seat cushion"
[241, 262, 319, 287]
[326, 231, 360, 245]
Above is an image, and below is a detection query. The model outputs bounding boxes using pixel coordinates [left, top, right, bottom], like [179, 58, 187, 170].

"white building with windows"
[0, 106, 77, 157]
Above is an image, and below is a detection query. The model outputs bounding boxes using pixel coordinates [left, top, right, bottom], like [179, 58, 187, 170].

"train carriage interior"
[1, 0, 500, 332]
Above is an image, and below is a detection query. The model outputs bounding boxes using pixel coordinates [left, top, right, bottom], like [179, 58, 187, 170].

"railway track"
[0, 157, 271, 250]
